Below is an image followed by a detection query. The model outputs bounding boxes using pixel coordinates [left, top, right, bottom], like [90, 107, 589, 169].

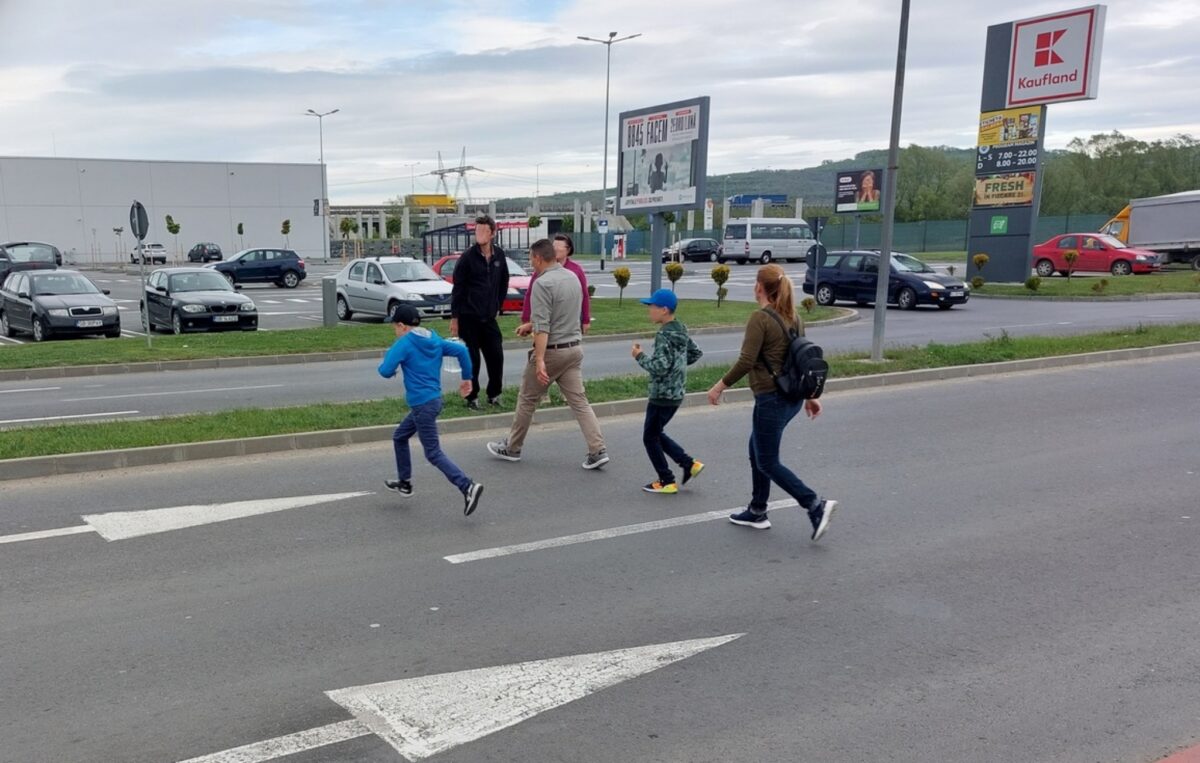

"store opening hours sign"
[616, 96, 710, 215]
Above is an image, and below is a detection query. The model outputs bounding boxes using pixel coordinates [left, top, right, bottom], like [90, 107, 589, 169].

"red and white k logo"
[1034, 29, 1066, 67]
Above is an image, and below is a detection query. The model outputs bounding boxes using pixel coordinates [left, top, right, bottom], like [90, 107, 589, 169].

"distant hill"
[495, 146, 977, 212]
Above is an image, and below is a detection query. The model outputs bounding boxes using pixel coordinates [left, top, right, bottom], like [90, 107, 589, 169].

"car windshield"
[506, 258, 527, 277]
[169, 272, 234, 292]
[890, 253, 935, 273]
[6, 244, 57, 263]
[381, 261, 439, 282]
[30, 273, 100, 296]
[1096, 234, 1128, 249]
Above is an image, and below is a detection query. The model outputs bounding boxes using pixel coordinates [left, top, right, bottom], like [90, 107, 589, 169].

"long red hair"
[757, 264, 796, 325]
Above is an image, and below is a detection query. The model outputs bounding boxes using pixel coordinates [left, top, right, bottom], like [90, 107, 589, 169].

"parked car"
[1032, 233, 1161, 277]
[663, 238, 723, 263]
[141, 267, 257, 334]
[0, 241, 59, 286]
[803, 250, 969, 310]
[335, 257, 453, 321]
[187, 242, 224, 263]
[0, 269, 120, 341]
[132, 242, 169, 265]
[209, 248, 306, 288]
[432, 254, 531, 313]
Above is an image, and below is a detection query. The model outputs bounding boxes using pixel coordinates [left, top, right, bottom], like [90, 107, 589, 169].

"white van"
[721, 218, 817, 265]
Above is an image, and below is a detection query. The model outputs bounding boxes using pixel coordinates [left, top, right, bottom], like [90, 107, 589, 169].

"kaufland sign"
[1007, 5, 1105, 107]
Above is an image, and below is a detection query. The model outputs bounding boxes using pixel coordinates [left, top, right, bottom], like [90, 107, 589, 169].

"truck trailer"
[1101, 191, 1200, 269]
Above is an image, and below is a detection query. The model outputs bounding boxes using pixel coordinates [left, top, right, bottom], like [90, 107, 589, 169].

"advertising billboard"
[976, 106, 1042, 174]
[973, 172, 1037, 207]
[616, 97, 710, 215]
[834, 168, 884, 214]
[1007, 5, 1106, 107]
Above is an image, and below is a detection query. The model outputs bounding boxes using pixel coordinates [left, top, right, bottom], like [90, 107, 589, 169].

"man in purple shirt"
[516, 233, 590, 337]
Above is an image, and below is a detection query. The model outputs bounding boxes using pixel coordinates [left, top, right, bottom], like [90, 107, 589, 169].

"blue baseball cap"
[640, 288, 678, 311]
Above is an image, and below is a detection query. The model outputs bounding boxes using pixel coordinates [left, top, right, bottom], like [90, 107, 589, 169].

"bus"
[721, 217, 818, 265]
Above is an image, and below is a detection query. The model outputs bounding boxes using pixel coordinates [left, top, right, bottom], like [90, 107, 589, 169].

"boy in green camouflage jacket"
[631, 289, 704, 494]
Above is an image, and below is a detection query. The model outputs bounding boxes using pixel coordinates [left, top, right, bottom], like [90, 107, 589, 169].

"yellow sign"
[977, 106, 1041, 148]
[974, 172, 1036, 207]
[406, 194, 456, 207]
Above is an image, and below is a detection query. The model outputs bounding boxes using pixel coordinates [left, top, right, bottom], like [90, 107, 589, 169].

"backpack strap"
[756, 308, 798, 379]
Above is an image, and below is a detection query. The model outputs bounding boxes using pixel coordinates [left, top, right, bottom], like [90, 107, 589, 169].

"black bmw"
[142, 268, 258, 334]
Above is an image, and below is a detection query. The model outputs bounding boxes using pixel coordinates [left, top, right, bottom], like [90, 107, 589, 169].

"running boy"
[378, 304, 484, 516]
[631, 288, 704, 494]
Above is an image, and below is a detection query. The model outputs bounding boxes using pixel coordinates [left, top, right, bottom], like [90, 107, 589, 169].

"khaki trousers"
[506, 346, 605, 455]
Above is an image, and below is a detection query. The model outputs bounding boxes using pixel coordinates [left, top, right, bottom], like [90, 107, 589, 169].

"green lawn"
[0, 299, 840, 371]
[4, 322, 1199, 460]
[976, 271, 1200, 297]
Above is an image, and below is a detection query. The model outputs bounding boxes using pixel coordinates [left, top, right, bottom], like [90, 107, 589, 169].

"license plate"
[76, 320, 103, 328]
[213, 315, 238, 322]
[950, 290, 964, 297]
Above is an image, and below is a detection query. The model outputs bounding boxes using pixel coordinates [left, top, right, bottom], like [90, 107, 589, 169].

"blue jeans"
[747, 392, 818, 514]
[642, 402, 693, 484]
[393, 399, 471, 492]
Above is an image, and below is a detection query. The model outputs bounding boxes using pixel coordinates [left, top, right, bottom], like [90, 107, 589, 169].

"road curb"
[0, 310, 857, 383]
[4, 338, 1199, 482]
[971, 291, 1200, 302]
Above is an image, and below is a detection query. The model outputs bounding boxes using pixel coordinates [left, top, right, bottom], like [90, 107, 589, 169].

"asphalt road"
[1, 292, 1198, 427]
[2, 357, 1198, 762]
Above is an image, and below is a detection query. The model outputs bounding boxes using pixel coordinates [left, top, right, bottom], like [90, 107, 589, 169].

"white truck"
[1101, 191, 1200, 270]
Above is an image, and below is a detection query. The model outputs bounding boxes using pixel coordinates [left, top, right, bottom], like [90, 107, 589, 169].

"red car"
[1032, 233, 1162, 277]
[431, 254, 532, 314]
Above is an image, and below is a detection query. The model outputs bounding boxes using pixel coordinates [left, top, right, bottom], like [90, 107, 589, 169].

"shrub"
[947, 265, 956, 276]
[711, 264, 731, 308]
[587, 284, 596, 297]
[1062, 250, 1078, 281]
[971, 276, 985, 289]
[527, 214, 541, 229]
[664, 262, 685, 291]
[613, 266, 632, 305]
[801, 297, 816, 314]
[972, 253, 990, 271]
[1024, 276, 1041, 292]
[717, 287, 729, 307]
[1091, 278, 1109, 294]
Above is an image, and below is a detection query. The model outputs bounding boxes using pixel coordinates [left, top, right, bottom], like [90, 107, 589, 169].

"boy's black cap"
[388, 303, 422, 326]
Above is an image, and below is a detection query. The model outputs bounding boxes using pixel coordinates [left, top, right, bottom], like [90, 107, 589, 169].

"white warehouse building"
[0, 156, 326, 264]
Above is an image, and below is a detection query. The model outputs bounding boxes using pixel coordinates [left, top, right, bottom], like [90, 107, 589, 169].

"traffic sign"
[129, 201, 149, 241]
[598, 218, 609, 234]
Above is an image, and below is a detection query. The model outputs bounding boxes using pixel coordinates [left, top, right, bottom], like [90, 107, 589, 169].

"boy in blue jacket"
[378, 304, 483, 516]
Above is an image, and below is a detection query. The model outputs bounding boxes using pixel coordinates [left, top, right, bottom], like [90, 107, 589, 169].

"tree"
[665, 262, 684, 292]
[281, 219, 291, 247]
[711, 264, 731, 308]
[527, 214, 542, 229]
[165, 215, 181, 259]
[1062, 249, 1079, 282]
[613, 266, 631, 305]
[340, 217, 359, 240]
[236, 222, 244, 250]
[559, 216, 575, 233]
[386, 216, 403, 238]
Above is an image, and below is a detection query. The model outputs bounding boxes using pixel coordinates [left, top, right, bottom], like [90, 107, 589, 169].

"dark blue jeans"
[393, 399, 471, 492]
[643, 402, 693, 484]
[747, 392, 818, 514]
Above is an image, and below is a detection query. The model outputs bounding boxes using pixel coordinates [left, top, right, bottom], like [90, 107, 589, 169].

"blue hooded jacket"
[378, 327, 473, 408]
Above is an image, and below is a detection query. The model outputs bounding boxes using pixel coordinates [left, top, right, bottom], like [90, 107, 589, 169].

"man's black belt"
[546, 340, 581, 350]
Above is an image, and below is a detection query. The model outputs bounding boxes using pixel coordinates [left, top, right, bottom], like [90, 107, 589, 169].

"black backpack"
[758, 309, 829, 401]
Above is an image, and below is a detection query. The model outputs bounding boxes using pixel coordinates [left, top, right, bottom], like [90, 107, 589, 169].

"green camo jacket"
[636, 319, 703, 405]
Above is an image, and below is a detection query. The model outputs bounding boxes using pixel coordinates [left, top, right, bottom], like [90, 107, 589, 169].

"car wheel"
[760, 251, 772, 264]
[1035, 259, 1055, 277]
[223, 272, 236, 286]
[815, 284, 836, 306]
[0, 312, 13, 338]
[336, 295, 352, 320]
[282, 271, 300, 288]
[171, 311, 184, 335]
[1110, 260, 1132, 276]
[32, 317, 50, 342]
[1192, 254, 1200, 271]
[738, 259, 748, 265]
[105, 325, 122, 338]
[897, 287, 918, 310]
[716, 257, 726, 264]
[709, 252, 717, 262]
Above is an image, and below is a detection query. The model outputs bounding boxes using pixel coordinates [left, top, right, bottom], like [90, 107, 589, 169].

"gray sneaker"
[487, 440, 521, 462]
[582, 449, 610, 470]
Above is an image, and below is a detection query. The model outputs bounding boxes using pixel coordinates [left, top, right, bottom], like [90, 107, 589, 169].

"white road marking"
[260, 299, 283, 304]
[0, 336, 24, 345]
[444, 499, 799, 564]
[0, 387, 61, 394]
[62, 384, 284, 402]
[285, 298, 310, 303]
[178, 634, 741, 763]
[0, 410, 139, 425]
[0, 525, 95, 545]
[121, 330, 146, 337]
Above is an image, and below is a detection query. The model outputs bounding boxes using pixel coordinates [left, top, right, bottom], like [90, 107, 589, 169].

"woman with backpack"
[706, 264, 838, 541]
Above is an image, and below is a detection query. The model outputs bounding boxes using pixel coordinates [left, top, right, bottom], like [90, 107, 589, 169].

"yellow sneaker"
[682, 461, 705, 486]
[642, 481, 678, 494]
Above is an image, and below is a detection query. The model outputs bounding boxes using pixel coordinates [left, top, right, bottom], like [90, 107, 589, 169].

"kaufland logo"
[1006, 6, 1105, 107]
[1034, 30, 1066, 66]
[1018, 29, 1079, 90]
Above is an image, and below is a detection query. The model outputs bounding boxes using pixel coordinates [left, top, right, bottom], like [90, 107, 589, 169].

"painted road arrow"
[0, 492, 370, 545]
[178, 633, 743, 762]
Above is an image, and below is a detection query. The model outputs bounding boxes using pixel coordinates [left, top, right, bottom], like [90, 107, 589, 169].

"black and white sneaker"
[809, 499, 839, 542]
[581, 449, 610, 470]
[465, 399, 481, 411]
[384, 479, 413, 498]
[487, 396, 502, 407]
[487, 440, 521, 462]
[463, 482, 484, 516]
[729, 507, 771, 530]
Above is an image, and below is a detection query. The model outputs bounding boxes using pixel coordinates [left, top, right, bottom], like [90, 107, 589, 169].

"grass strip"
[978, 270, 1200, 297]
[4, 322, 1199, 461]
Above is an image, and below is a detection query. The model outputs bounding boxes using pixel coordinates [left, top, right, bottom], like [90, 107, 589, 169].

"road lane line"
[176, 719, 371, 763]
[0, 387, 62, 394]
[444, 499, 800, 564]
[0, 525, 96, 545]
[0, 410, 139, 425]
[62, 384, 284, 402]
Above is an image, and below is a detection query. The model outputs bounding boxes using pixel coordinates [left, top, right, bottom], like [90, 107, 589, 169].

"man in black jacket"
[450, 215, 509, 409]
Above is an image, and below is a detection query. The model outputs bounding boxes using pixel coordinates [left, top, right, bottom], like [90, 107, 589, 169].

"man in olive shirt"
[487, 238, 609, 469]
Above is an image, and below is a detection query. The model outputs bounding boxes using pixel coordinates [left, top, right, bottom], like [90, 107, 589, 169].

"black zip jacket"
[450, 243, 509, 321]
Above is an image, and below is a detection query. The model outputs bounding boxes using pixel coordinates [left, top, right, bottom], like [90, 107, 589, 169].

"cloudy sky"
[1, 0, 1196, 204]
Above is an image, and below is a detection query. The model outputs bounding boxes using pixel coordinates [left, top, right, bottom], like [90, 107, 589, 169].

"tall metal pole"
[870, 0, 911, 363]
[307, 108, 339, 263]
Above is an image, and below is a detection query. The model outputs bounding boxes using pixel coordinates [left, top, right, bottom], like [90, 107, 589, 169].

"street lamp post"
[403, 162, 421, 195]
[305, 108, 339, 263]
[578, 31, 641, 270]
[534, 162, 545, 203]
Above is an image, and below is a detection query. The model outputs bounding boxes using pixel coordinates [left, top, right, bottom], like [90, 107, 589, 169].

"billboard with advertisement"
[834, 168, 883, 214]
[976, 106, 1043, 174]
[974, 172, 1037, 207]
[616, 97, 710, 215]
[1007, 5, 1106, 107]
